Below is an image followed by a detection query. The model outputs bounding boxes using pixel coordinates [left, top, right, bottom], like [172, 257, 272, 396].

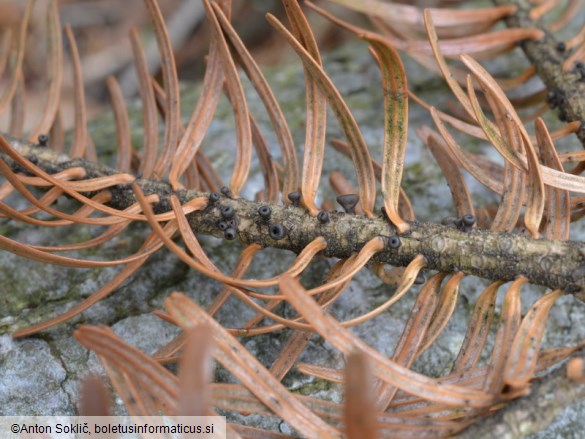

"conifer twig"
[3, 133, 585, 298]
[492, 0, 585, 147]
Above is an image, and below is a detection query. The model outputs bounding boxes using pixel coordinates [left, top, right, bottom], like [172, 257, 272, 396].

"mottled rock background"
[2, 38, 585, 437]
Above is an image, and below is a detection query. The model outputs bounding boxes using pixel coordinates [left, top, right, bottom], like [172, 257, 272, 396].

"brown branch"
[3, 133, 585, 298]
[492, 0, 585, 146]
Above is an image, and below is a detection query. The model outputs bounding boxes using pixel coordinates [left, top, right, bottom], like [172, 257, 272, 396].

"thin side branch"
[493, 0, 585, 146]
[459, 349, 585, 439]
[3, 133, 585, 297]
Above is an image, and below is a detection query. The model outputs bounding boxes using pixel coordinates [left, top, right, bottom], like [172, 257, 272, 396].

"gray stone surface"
[0, 33, 584, 437]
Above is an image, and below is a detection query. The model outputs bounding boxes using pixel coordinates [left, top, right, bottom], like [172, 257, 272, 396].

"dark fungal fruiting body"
[455, 214, 476, 232]
[258, 205, 272, 220]
[388, 236, 402, 249]
[38, 134, 49, 147]
[224, 227, 237, 240]
[221, 205, 235, 219]
[218, 221, 229, 231]
[220, 186, 233, 198]
[462, 214, 476, 227]
[288, 191, 301, 207]
[317, 211, 330, 224]
[336, 194, 359, 214]
[208, 192, 220, 204]
[269, 223, 287, 240]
